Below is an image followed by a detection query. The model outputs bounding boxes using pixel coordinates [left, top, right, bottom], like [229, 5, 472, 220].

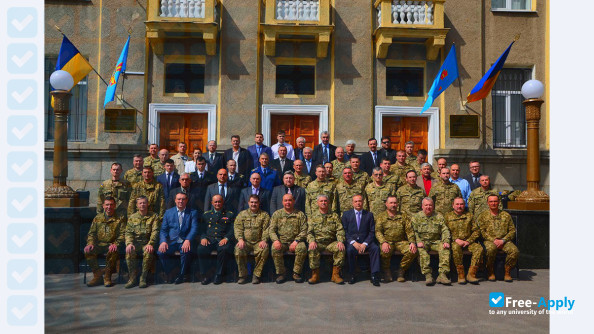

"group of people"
[85, 131, 519, 288]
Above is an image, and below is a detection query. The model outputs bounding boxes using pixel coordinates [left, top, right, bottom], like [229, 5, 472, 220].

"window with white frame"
[491, 0, 531, 10]
[491, 68, 532, 148]
[45, 56, 88, 142]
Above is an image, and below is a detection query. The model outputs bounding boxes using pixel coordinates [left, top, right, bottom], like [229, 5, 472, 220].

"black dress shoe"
[226, 275, 235, 283]
[371, 273, 381, 287]
[213, 275, 223, 285]
[174, 276, 185, 285]
[348, 275, 357, 285]
[201, 277, 211, 285]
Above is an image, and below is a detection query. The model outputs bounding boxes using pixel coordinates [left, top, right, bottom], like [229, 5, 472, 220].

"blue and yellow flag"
[467, 41, 514, 103]
[422, 44, 459, 114]
[103, 36, 130, 108]
[55, 35, 93, 88]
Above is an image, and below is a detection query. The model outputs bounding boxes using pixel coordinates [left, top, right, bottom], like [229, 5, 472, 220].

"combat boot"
[104, 266, 113, 287]
[331, 266, 344, 285]
[87, 269, 103, 287]
[486, 264, 496, 281]
[138, 271, 148, 288]
[456, 265, 467, 285]
[275, 274, 286, 284]
[293, 272, 304, 283]
[436, 273, 451, 285]
[396, 269, 406, 283]
[237, 277, 248, 284]
[425, 273, 435, 286]
[383, 269, 393, 283]
[308, 269, 320, 284]
[504, 265, 514, 282]
[125, 270, 138, 288]
[466, 265, 479, 285]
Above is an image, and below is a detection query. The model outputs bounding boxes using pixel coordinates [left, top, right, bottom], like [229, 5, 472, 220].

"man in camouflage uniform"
[376, 196, 417, 282]
[305, 165, 339, 216]
[84, 197, 126, 287]
[410, 149, 427, 176]
[152, 149, 169, 176]
[429, 167, 463, 215]
[293, 159, 311, 189]
[143, 144, 159, 171]
[336, 167, 367, 214]
[444, 197, 483, 285]
[97, 162, 131, 218]
[468, 175, 501, 217]
[431, 157, 447, 179]
[396, 170, 425, 216]
[379, 157, 397, 188]
[476, 195, 518, 282]
[128, 166, 166, 220]
[269, 194, 308, 283]
[234, 195, 270, 284]
[404, 141, 417, 165]
[171, 142, 190, 175]
[411, 198, 451, 286]
[348, 155, 371, 188]
[331, 146, 350, 179]
[324, 162, 338, 184]
[389, 150, 411, 189]
[124, 154, 144, 185]
[306, 195, 346, 285]
[124, 196, 160, 288]
[365, 167, 396, 217]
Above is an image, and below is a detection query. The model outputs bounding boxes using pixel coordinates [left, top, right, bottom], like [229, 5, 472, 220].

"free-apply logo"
[489, 292, 576, 311]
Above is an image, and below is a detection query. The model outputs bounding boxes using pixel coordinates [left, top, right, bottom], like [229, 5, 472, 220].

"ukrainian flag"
[467, 41, 514, 103]
[55, 35, 93, 89]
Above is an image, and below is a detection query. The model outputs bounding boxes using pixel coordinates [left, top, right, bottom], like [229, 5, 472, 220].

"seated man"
[375, 196, 417, 283]
[124, 196, 160, 288]
[269, 194, 308, 284]
[410, 198, 451, 286]
[234, 195, 270, 284]
[84, 197, 126, 287]
[157, 192, 199, 285]
[197, 195, 235, 285]
[307, 195, 346, 285]
[342, 194, 381, 286]
[476, 195, 519, 282]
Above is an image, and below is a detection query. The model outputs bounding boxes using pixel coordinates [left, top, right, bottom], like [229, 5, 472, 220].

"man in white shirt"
[271, 130, 295, 160]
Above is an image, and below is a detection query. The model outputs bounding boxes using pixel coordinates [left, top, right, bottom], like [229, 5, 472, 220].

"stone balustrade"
[275, 0, 320, 21]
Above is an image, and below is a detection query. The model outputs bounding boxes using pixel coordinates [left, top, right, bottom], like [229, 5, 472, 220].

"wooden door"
[159, 113, 208, 153]
[382, 116, 428, 153]
[271, 115, 319, 148]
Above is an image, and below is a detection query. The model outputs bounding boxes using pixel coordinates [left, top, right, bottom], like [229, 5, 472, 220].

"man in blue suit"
[249, 153, 281, 192]
[157, 192, 199, 284]
[342, 194, 381, 286]
[156, 159, 180, 200]
[247, 133, 273, 169]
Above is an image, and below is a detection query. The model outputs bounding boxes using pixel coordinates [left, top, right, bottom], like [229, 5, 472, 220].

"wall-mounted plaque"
[105, 108, 136, 132]
[450, 115, 479, 138]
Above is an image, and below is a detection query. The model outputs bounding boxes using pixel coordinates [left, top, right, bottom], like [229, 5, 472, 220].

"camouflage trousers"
[308, 241, 345, 269]
[271, 242, 307, 275]
[484, 240, 519, 267]
[235, 241, 270, 278]
[451, 242, 484, 266]
[417, 241, 450, 275]
[380, 241, 417, 271]
[125, 243, 156, 273]
[85, 245, 119, 271]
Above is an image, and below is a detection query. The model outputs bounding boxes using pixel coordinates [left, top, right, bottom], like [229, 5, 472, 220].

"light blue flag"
[103, 36, 130, 108]
[421, 44, 459, 114]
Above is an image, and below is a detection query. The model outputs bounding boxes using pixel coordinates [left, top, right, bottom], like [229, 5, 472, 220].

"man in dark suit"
[294, 136, 306, 162]
[270, 171, 306, 213]
[463, 160, 482, 190]
[302, 147, 319, 180]
[360, 138, 380, 176]
[238, 173, 271, 214]
[341, 194, 381, 286]
[312, 131, 337, 164]
[247, 133, 273, 169]
[166, 173, 202, 212]
[157, 192, 199, 284]
[204, 168, 240, 213]
[226, 159, 247, 189]
[270, 145, 294, 177]
[205, 140, 225, 172]
[378, 136, 396, 164]
[223, 135, 253, 176]
[156, 159, 180, 200]
[189, 157, 216, 210]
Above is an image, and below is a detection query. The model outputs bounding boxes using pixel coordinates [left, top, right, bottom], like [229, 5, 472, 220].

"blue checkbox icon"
[8, 260, 37, 290]
[7, 188, 37, 218]
[8, 80, 37, 110]
[7, 7, 38, 38]
[7, 295, 37, 326]
[7, 116, 37, 146]
[8, 44, 37, 74]
[8, 224, 37, 254]
[489, 292, 505, 307]
[7, 152, 37, 182]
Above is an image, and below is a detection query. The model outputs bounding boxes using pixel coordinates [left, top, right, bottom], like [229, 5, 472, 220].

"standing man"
[349, 156, 371, 188]
[152, 149, 169, 176]
[476, 195, 519, 282]
[450, 164, 472, 205]
[270, 145, 294, 176]
[166, 173, 202, 211]
[365, 167, 396, 217]
[336, 167, 367, 215]
[378, 136, 396, 164]
[390, 150, 411, 189]
[170, 142, 190, 175]
[125, 196, 160, 288]
[344, 140, 357, 161]
[331, 147, 350, 179]
[269, 194, 308, 283]
[410, 198, 451, 286]
[128, 166, 166, 221]
[324, 162, 338, 184]
[238, 173, 271, 213]
[156, 159, 180, 201]
[312, 131, 336, 164]
[416, 163, 437, 195]
[271, 130, 295, 160]
[410, 149, 427, 176]
[396, 170, 425, 216]
[360, 138, 380, 176]
[463, 160, 483, 190]
[158, 192, 199, 284]
[224, 135, 253, 176]
[247, 133, 274, 169]
[305, 165, 339, 216]
[250, 153, 281, 191]
[204, 168, 240, 213]
[468, 175, 500, 217]
[429, 167, 462, 215]
[143, 144, 160, 172]
[205, 140, 224, 172]
[342, 194, 381, 286]
[270, 171, 306, 213]
[124, 154, 144, 185]
[307, 195, 346, 285]
[379, 158, 398, 189]
[432, 157, 448, 179]
[234, 195, 270, 284]
[189, 156, 216, 210]
[404, 141, 417, 165]
[294, 136, 306, 161]
[97, 162, 131, 218]
[444, 197, 482, 285]
[84, 197, 126, 287]
[293, 159, 312, 189]
[226, 159, 247, 189]
[302, 147, 317, 180]
[375, 196, 417, 283]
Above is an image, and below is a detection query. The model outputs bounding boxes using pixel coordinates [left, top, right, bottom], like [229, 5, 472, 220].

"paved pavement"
[46, 270, 549, 333]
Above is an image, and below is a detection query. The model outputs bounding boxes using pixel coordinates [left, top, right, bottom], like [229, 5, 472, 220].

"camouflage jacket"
[144, 156, 165, 176]
[375, 211, 415, 244]
[365, 182, 396, 217]
[444, 211, 479, 243]
[294, 173, 311, 189]
[352, 170, 371, 188]
[97, 179, 131, 215]
[405, 155, 417, 165]
[269, 209, 308, 244]
[389, 163, 412, 189]
[476, 210, 515, 242]
[234, 209, 270, 243]
[396, 184, 425, 217]
[87, 213, 126, 247]
[429, 181, 463, 215]
[331, 159, 350, 179]
[335, 180, 367, 213]
[305, 179, 339, 216]
[468, 187, 501, 217]
[125, 211, 160, 246]
[410, 211, 450, 244]
[128, 180, 166, 220]
[124, 169, 143, 185]
[307, 211, 345, 244]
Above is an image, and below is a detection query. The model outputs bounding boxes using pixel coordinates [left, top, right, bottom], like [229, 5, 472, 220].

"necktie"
[210, 153, 214, 164]
[307, 161, 311, 173]
[253, 187, 258, 195]
[220, 184, 226, 198]
[356, 211, 361, 230]
[373, 152, 377, 166]
[257, 146, 261, 156]
[167, 173, 172, 187]
[178, 211, 183, 229]
[323, 146, 328, 163]
[280, 159, 285, 171]
[199, 173, 203, 180]
[229, 174, 234, 181]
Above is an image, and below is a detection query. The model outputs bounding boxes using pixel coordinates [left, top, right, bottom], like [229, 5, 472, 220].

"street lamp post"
[45, 70, 79, 207]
